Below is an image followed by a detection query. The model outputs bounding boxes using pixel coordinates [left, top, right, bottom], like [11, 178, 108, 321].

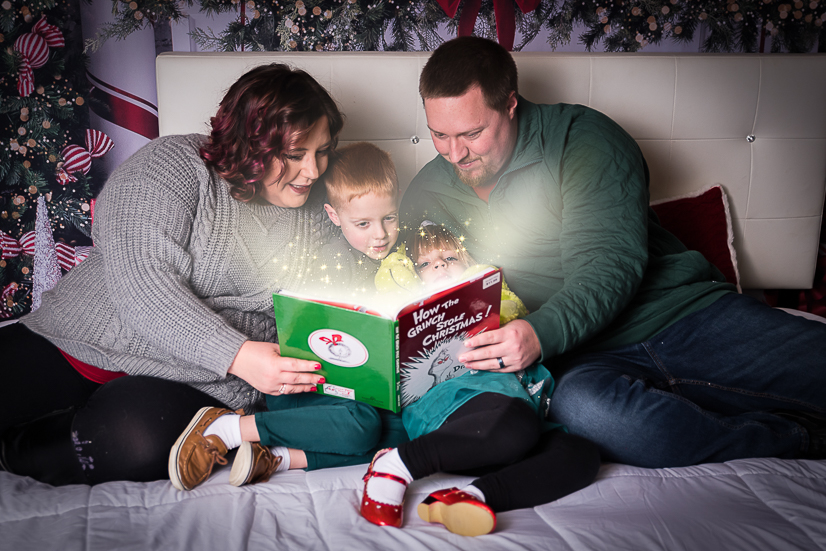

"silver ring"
[279, 383, 287, 394]
[497, 357, 505, 369]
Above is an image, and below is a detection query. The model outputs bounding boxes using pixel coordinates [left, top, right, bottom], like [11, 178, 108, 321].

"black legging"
[398, 393, 601, 512]
[0, 323, 224, 485]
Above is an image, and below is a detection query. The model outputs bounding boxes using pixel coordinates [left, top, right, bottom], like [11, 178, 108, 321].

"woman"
[0, 64, 403, 486]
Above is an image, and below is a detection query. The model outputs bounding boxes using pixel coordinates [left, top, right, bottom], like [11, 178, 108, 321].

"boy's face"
[415, 248, 468, 287]
[325, 191, 399, 260]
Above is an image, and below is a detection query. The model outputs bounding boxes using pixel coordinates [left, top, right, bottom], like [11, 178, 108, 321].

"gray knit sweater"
[23, 134, 331, 410]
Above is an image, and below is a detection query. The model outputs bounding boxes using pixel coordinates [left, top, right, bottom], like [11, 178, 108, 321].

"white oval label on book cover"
[308, 329, 369, 367]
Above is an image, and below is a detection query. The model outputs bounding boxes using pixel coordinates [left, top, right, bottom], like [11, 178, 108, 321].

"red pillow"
[650, 185, 741, 292]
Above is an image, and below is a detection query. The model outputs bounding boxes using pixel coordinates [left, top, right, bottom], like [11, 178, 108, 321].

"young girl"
[360, 224, 601, 536]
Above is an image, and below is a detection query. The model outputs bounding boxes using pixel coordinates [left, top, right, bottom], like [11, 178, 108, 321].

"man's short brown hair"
[419, 36, 518, 114]
[324, 142, 398, 210]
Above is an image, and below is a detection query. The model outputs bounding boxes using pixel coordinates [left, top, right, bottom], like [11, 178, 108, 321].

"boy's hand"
[228, 341, 324, 395]
[458, 319, 541, 373]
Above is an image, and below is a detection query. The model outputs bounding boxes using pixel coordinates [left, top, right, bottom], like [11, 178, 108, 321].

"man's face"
[424, 86, 518, 188]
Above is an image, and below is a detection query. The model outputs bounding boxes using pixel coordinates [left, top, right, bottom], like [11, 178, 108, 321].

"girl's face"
[415, 248, 469, 287]
[259, 117, 333, 208]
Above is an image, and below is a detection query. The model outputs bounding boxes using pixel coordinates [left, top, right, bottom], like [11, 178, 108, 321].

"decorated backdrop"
[1, 0, 825, 321]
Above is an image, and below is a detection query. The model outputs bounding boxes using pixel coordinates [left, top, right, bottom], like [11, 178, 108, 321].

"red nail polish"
[318, 378, 326, 384]
[314, 363, 322, 370]
[310, 387, 318, 392]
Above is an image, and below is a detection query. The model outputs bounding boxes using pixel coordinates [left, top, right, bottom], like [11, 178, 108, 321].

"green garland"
[86, 0, 824, 52]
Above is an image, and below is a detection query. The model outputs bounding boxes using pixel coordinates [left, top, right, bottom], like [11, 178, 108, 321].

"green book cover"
[273, 268, 502, 413]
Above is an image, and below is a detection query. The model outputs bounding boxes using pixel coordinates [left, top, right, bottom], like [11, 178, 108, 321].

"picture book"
[272, 268, 502, 413]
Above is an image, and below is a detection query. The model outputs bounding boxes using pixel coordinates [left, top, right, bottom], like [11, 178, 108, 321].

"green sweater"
[401, 100, 734, 370]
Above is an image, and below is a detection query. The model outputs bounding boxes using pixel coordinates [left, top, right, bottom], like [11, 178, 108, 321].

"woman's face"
[260, 117, 332, 208]
[415, 248, 469, 287]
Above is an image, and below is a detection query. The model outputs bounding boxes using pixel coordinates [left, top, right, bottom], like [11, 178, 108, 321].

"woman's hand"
[227, 340, 324, 395]
[457, 319, 541, 373]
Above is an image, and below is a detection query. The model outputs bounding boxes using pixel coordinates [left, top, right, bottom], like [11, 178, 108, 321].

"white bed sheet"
[3, 457, 825, 551]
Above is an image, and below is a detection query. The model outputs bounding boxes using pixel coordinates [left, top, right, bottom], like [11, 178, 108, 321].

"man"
[401, 36, 826, 468]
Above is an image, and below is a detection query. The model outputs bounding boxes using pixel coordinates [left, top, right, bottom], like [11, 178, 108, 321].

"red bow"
[435, 0, 539, 51]
[13, 16, 65, 97]
[0, 230, 89, 271]
[320, 334, 343, 345]
[57, 130, 114, 185]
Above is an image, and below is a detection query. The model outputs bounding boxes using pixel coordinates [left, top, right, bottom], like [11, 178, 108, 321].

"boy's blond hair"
[411, 224, 475, 268]
[324, 142, 398, 210]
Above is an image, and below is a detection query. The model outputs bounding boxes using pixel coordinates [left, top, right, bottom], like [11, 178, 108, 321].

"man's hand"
[227, 341, 324, 395]
[457, 319, 541, 372]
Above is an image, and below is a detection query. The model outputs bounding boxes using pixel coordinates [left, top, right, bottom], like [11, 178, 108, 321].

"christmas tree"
[0, 0, 110, 318]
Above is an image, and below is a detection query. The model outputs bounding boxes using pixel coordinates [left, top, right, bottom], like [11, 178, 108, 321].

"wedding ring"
[497, 357, 505, 369]
[279, 383, 287, 394]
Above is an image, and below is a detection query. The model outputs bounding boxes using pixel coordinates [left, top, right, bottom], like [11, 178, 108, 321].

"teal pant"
[254, 393, 407, 471]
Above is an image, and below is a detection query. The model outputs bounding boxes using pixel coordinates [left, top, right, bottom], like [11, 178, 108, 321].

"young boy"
[312, 142, 400, 299]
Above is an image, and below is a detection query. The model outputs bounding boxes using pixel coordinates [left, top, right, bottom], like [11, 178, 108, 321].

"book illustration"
[399, 331, 475, 407]
[273, 268, 502, 412]
[308, 330, 368, 367]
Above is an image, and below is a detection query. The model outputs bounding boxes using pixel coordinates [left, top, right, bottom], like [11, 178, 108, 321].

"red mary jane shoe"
[417, 487, 497, 537]
[360, 449, 408, 528]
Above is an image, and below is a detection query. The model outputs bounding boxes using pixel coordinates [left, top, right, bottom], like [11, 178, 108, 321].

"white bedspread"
[2, 458, 825, 551]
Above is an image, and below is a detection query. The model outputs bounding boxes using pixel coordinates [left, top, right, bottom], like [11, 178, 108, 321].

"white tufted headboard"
[156, 52, 826, 290]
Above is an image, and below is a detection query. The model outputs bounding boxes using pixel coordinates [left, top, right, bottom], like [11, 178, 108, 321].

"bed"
[2, 52, 825, 551]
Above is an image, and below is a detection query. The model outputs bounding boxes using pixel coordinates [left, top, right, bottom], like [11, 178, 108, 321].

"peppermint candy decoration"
[0, 282, 21, 319]
[0, 231, 24, 260]
[13, 16, 65, 97]
[0, 230, 89, 271]
[57, 130, 115, 185]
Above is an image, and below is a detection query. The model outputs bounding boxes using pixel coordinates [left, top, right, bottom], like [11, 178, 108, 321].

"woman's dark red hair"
[200, 63, 344, 202]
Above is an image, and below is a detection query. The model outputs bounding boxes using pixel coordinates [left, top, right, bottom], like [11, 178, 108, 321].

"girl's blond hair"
[411, 224, 474, 268]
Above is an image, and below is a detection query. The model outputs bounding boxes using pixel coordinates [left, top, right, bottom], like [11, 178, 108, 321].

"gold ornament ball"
[23, 161, 31, 168]
[21, 107, 29, 115]
[58, 98, 67, 106]
[37, 86, 45, 94]
[12, 212, 21, 220]
[76, 97, 84, 106]
[20, 114, 28, 122]
[298, 7, 306, 15]
[1, 1, 11, 10]
[27, 139, 35, 147]
[28, 185, 37, 194]
[21, 266, 29, 274]
[135, 10, 143, 19]
[313, 6, 321, 15]
[42, 120, 51, 129]
[21, 5, 29, 14]
[129, 1, 137, 8]
[17, 127, 26, 135]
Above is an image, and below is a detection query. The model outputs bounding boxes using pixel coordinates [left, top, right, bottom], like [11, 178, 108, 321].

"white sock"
[269, 446, 291, 472]
[365, 448, 413, 506]
[461, 484, 486, 503]
[203, 414, 242, 450]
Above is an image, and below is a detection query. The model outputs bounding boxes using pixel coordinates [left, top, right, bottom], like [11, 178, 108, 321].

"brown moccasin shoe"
[229, 442, 283, 487]
[168, 406, 235, 491]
